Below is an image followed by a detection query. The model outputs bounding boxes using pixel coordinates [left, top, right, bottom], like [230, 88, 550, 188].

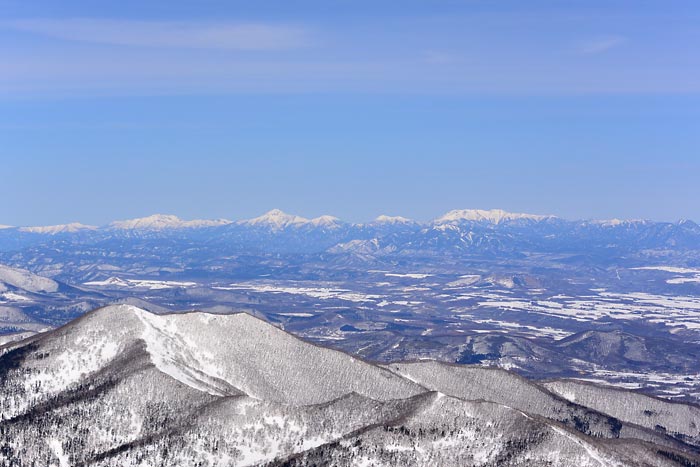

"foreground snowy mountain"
[0, 305, 698, 466]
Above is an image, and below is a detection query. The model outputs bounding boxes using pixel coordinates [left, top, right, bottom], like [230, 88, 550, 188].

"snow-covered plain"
[474, 290, 700, 333]
[213, 282, 383, 302]
[84, 277, 197, 289]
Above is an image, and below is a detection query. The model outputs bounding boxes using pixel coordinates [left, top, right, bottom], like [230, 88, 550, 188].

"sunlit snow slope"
[0, 305, 698, 466]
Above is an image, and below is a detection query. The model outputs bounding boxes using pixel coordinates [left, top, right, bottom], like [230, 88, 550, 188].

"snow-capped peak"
[240, 210, 343, 230]
[587, 218, 651, 227]
[19, 222, 97, 235]
[239, 209, 310, 229]
[51, 305, 422, 404]
[109, 214, 231, 230]
[434, 209, 555, 225]
[309, 215, 342, 228]
[374, 215, 415, 224]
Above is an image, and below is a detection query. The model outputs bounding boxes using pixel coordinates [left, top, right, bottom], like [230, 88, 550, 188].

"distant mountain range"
[1, 209, 698, 285]
[1, 305, 698, 466]
[3, 208, 697, 233]
[1, 208, 700, 421]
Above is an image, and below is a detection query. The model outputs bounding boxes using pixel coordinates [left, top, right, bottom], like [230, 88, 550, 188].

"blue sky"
[1, 0, 698, 225]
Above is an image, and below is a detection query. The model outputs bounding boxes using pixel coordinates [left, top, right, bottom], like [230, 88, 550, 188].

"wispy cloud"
[4, 18, 310, 50]
[578, 35, 627, 54]
[0, 14, 695, 98]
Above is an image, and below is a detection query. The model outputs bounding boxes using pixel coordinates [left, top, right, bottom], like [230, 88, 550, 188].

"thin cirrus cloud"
[4, 18, 311, 50]
[1, 13, 696, 97]
[578, 35, 627, 54]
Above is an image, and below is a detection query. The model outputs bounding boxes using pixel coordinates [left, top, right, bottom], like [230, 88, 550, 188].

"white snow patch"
[48, 439, 69, 467]
[84, 277, 197, 289]
[0, 292, 31, 302]
[214, 283, 382, 302]
[549, 426, 617, 466]
[133, 309, 231, 396]
[631, 266, 700, 274]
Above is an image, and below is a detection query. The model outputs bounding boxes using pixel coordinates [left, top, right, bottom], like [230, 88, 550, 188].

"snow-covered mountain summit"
[240, 209, 309, 229]
[1, 305, 697, 466]
[308, 214, 343, 228]
[6, 209, 697, 236]
[434, 208, 556, 224]
[19, 222, 97, 234]
[586, 218, 652, 227]
[373, 215, 416, 224]
[240, 209, 343, 230]
[109, 214, 231, 230]
[3, 305, 421, 404]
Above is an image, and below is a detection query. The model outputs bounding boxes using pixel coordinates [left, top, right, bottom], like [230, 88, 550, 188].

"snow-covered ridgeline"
[8, 207, 691, 233]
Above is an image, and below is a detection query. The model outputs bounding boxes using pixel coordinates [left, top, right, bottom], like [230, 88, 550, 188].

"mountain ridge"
[109, 214, 232, 230]
[2, 305, 699, 465]
[6, 208, 696, 232]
